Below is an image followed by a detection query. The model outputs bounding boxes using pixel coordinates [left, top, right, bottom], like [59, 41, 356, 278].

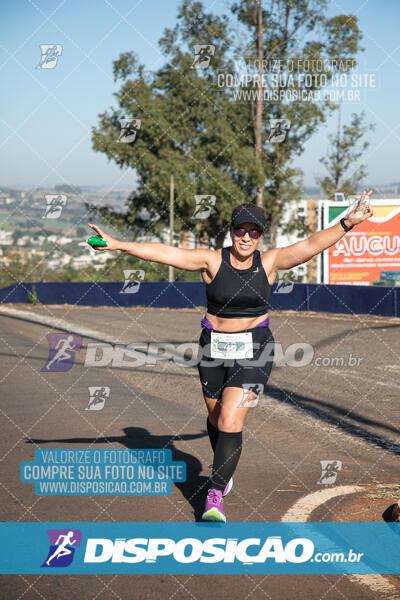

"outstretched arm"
[267, 190, 373, 271]
[87, 223, 212, 272]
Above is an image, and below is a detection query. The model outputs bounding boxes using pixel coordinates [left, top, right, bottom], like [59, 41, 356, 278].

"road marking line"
[319, 368, 400, 390]
[282, 485, 400, 598]
[0, 307, 116, 342]
[281, 485, 364, 522]
[0, 306, 196, 365]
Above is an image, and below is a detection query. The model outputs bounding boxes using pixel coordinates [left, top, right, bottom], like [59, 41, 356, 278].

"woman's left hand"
[345, 189, 374, 226]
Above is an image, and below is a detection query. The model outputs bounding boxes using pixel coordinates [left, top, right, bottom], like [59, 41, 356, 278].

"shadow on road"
[301, 322, 400, 352]
[263, 386, 400, 456]
[26, 427, 210, 521]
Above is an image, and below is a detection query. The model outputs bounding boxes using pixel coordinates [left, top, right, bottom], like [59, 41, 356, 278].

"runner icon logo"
[191, 45, 215, 69]
[42, 529, 82, 568]
[117, 118, 141, 144]
[237, 383, 264, 408]
[268, 119, 291, 143]
[36, 44, 63, 69]
[193, 195, 216, 219]
[43, 194, 67, 219]
[86, 386, 110, 410]
[120, 269, 145, 294]
[317, 460, 342, 485]
[41, 333, 82, 372]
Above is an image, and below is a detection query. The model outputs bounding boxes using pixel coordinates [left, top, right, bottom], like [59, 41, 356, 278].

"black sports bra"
[206, 246, 271, 318]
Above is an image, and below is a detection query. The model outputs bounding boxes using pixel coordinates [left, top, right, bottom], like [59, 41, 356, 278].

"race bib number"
[210, 331, 253, 359]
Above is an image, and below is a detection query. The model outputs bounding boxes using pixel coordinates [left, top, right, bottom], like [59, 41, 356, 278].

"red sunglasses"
[233, 226, 263, 240]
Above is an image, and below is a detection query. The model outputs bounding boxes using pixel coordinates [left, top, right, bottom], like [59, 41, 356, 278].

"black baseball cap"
[231, 203, 266, 230]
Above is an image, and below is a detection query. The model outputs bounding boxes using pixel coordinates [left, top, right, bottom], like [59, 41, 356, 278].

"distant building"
[56, 236, 73, 245]
[47, 255, 70, 269]
[17, 236, 30, 246]
[0, 230, 13, 246]
[7, 249, 28, 263]
[275, 199, 319, 282]
[71, 255, 93, 269]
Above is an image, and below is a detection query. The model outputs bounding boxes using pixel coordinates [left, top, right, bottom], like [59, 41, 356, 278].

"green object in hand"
[87, 236, 107, 247]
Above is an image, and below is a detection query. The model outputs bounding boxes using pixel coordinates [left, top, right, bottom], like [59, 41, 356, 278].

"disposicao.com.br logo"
[83, 535, 363, 566]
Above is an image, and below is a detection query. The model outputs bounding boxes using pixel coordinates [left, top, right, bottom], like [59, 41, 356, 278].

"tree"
[91, 0, 363, 250]
[12, 228, 23, 244]
[232, 0, 363, 247]
[90, 3, 260, 249]
[317, 109, 374, 199]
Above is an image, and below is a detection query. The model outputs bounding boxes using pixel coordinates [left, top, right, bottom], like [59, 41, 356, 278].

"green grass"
[368, 485, 400, 499]
[27, 285, 40, 305]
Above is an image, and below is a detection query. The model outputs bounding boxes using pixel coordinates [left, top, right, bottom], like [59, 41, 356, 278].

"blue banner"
[0, 522, 399, 574]
[0, 281, 398, 317]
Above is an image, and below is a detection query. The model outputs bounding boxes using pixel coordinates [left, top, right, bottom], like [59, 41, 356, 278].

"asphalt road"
[1, 305, 399, 599]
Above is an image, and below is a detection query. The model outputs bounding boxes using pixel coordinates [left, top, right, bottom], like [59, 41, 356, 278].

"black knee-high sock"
[206, 417, 219, 452]
[211, 430, 242, 492]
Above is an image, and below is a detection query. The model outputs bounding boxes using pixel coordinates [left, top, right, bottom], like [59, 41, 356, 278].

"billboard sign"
[322, 199, 400, 285]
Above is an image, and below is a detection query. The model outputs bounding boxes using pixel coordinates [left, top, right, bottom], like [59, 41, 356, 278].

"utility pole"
[254, 0, 264, 209]
[168, 174, 174, 283]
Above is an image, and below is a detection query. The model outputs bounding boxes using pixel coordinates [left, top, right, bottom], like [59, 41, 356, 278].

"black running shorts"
[197, 325, 275, 399]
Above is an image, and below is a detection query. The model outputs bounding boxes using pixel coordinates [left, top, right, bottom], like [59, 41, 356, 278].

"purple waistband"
[201, 315, 269, 330]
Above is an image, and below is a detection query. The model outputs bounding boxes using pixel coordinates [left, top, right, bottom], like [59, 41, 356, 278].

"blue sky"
[1, 0, 400, 189]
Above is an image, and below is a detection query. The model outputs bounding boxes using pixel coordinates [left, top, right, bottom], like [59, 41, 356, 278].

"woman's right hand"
[87, 223, 121, 251]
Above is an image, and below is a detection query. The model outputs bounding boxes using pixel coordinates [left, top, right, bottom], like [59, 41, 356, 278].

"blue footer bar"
[1, 522, 399, 574]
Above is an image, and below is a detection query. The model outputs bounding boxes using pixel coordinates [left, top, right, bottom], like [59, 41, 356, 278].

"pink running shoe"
[202, 489, 226, 522]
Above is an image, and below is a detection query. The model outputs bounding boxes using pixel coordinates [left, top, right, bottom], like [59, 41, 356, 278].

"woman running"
[88, 190, 373, 522]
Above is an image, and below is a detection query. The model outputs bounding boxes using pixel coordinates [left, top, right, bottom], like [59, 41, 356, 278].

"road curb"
[0, 306, 116, 343]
